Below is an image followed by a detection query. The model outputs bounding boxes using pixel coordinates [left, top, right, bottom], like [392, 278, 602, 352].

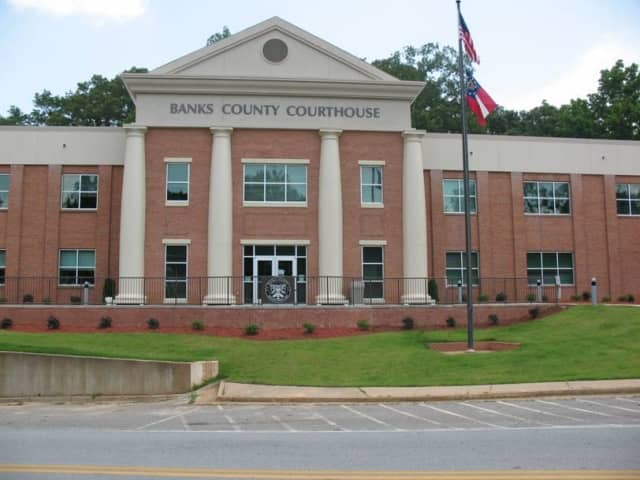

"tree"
[0, 106, 31, 125]
[206, 26, 231, 46]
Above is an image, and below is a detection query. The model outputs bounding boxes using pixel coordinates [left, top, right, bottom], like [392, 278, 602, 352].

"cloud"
[502, 39, 640, 110]
[8, 0, 146, 22]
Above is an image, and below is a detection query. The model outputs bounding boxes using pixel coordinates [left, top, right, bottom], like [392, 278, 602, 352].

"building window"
[165, 245, 188, 300]
[616, 183, 640, 216]
[0, 174, 9, 209]
[243, 164, 307, 203]
[59, 250, 95, 285]
[523, 181, 570, 215]
[166, 163, 190, 203]
[527, 252, 574, 285]
[446, 251, 479, 286]
[362, 246, 384, 299]
[443, 179, 476, 213]
[0, 250, 5, 285]
[61, 174, 98, 210]
[361, 166, 383, 205]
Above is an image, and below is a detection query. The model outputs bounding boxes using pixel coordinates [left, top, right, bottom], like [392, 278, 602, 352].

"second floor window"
[523, 181, 570, 215]
[244, 164, 307, 204]
[0, 174, 9, 209]
[361, 166, 383, 205]
[61, 174, 98, 210]
[616, 183, 640, 216]
[443, 179, 476, 213]
[166, 163, 190, 203]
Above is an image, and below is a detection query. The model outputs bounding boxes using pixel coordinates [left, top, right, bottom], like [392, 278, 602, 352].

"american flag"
[459, 13, 479, 64]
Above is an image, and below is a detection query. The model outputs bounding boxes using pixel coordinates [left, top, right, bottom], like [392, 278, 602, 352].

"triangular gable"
[152, 16, 398, 82]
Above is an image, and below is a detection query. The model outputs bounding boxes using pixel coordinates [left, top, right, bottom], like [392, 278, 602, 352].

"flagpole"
[456, 0, 474, 351]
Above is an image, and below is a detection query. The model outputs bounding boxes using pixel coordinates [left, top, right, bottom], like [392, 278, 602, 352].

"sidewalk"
[201, 378, 640, 403]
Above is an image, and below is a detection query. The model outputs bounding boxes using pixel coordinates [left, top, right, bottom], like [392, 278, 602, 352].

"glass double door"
[253, 256, 297, 304]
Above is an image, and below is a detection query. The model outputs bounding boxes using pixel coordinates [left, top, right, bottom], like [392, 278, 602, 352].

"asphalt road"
[0, 396, 639, 479]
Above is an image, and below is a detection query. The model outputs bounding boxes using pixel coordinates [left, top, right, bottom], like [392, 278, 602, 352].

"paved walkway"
[203, 378, 640, 403]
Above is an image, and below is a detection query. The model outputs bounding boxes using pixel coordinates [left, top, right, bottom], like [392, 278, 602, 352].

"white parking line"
[536, 399, 613, 417]
[135, 407, 200, 431]
[578, 398, 640, 414]
[378, 403, 442, 426]
[616, 397, 640, 405]
[341, 405, 401, 430]
[271, 414, 296, 432]
[217, 405, 240, 431]
[311, 411, 348, 432]
[418, 403, 504, 429]
[496, 400, 582, 422]
[460, 402, 548, 425]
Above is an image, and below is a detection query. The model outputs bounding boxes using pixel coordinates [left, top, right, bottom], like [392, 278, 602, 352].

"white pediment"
[152, 17, 397, 82]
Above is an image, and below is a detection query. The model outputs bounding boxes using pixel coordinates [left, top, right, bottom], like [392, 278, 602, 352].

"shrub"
[70, 295, 81, 305]
[542, 294, 549, 302]
[47, 315, 60, 330]
[427, 279, 439, 303]
[526, 293, 536, 302]
[601, 295, 611, 303]
[570, 294, 582, 302]
[303, 322, 316, 334]
[477, 293, 489, 303]
[102, 278, 116, 302]
[192, 320, 204, 331]
[0, 297, 6, 304]
[617, 295, 629, 302]
[22, 294, 34, 304]
[147, 318, 159, 330]
[43, 297, 52, 305]
[446, 316, 456, 328]
[582, 291, 591, 301]
[244, 323, 259, 336]
[401, 317, 414, 330]
[627, 294, 636, 303]
[529, 307, 540, 319]
[1, 317, 12, 329]
[98, 316, 112, 329]
[495, 292, 507, 302]
[488, 314, 499, 326]
[356, 320, 370, 331]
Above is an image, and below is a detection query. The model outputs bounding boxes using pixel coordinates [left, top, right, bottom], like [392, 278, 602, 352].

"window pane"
[0, 192, 7, 208]
[0, 251, 4, 266]
[59, 251, 77, 267]
[297, 258, 306, 276]
[559, 270, 574, 285]
[554, 182, 569, 198]
[286, 165, 306, 183]
[617, 200, 630, 214]
[539, 199, 554, 214]
[444, 197, 460, 213]
[363, 247, 383, 263]
[527, 271, 541, 285]
[286, 184, 306, 202]
[59, 270, 77, 285]
[629, 184, 640, 200]
[244, 165, 264, 182]
[255, 246, 273, 255]
[77, 269, 95, 284]
[266, 184, 285, 202]
[166, 245, 187, 262]
[523, 182, 538, 197]
[244, 246, 253, 256]
[167, 183, 188, 201]
[78, 251, 95, 267]
[276, 246, 295, 256]
[62, 175, 80, 191]
[538, 182, 553, 197]
[61, 192, 79, 209]
[363, 185, 382, 203]
[363, 264, 383, 280]
[167, 164, 188, 182]
[80, 192, 97, 209]
[470, 252, 479, 268]
[265, 165, 285, 182]
[446, 271, 462, 285]
[446, 252, 462, 268]
[471, 270, 479, 285]
[0, 174, 8, 190]
[616, 184, 628, 198]
[542, 253, 557, 268]
[443, 180, 461, 196]
[543, 273, 557, 285]
[361, 166, 374, 184]
[296, 246, 306, 257]
[555, 198, 570, 214]
[166, 264, 187, 278]
[364, 282, 383, 298]
[527, 253, 541, 268]
[469, 197, 477, 213]
[524, 198, 538, 213]
[557, 253, 573, 268]
[166, 282, 186, 299]
[244, 184, 264, 201]
[81, 175, 98, 192]
[631, 200, 640, 215]
[244, 257, 253, 276]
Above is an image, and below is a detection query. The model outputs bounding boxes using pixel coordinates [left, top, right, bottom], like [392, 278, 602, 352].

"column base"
[316, 294, 348, 305]
[114, 294, 146, 305]
[401, 293, 435, 305]
[203, 294, 236, 305]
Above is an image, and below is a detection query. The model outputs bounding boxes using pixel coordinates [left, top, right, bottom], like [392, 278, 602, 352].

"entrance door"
[253, 256, 297, 304]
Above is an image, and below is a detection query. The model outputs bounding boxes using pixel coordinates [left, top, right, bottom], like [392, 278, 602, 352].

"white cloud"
[8, 0, 146, 22]
[501, 39, 640, 110]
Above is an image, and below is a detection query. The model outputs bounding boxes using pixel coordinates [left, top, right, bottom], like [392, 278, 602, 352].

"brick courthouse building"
[0, 17, 639, 322]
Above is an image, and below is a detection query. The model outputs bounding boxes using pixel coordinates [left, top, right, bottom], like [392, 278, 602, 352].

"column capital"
[319, 128, 342, 138]
[210, 127, 233, 137]
[123, 125, 147, 137]
[402, 129, 425, 142]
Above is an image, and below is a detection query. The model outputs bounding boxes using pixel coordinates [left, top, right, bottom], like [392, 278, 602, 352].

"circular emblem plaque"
[264, 277, 292, 303]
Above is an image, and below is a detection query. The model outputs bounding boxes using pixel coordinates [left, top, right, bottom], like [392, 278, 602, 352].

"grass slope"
[1, 306, 638, 386]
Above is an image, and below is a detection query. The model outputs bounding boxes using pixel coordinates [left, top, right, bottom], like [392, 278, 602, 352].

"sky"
[1, 0, 639, 116]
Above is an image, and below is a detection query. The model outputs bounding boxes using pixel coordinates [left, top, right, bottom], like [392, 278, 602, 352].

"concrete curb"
[214, 379, 640, 403]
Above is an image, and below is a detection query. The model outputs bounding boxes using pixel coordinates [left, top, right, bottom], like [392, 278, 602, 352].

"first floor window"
[59, 250, 95, 285]
[527, 252, 574, 285]
[361, 166, 383, 204]
[616, 183, 640, 216]
[443, 179, 476, 213]
[244, 163, 307, 203]
[0, 174, 9, 209]
[165, 245, 188, 299]
[61, 174, 98, 210]
[0, 250, 5, 285]
[166, 163, 190, 202]
[523, 181, 570, 215]
[446, 251, 479, 286]
[362, 246, 384, 299]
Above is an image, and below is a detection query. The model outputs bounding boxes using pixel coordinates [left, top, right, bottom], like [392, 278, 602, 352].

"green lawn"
[1, 306, 639, 387]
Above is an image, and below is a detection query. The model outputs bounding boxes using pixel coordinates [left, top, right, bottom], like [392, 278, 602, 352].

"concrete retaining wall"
[0, 351, 218, 397]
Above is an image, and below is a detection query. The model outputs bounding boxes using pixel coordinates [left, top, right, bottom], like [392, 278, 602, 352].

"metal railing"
[0, 276, 566, 306]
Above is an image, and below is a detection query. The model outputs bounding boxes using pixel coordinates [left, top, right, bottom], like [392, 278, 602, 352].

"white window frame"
[164, 242, 189, 303]
[61, 174, 99, 211]
[58, 249, 96, 286]
[616, 183, 640, 216]
[242, 159, 308, 207]
[0, 173, 9, 210]
[165, 158, 191, 206]
[527, 252, 574, 286]
[361, 245, 384, 301]
[445, 251, 479, 287]
[523, 181, 571, 215]
[359, 160, 384, 208]
[443, 179, 477, 214]
[0, 249, 5, 285]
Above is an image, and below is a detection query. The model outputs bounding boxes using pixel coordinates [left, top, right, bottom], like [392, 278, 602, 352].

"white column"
[115, 125, 147, 304]
[401, 130, 433, 304]
[204, 127, 235, 304]
[317, 129, 346, 304]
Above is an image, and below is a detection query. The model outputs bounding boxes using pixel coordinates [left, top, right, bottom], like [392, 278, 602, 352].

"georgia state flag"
[466, 71, 497, 126]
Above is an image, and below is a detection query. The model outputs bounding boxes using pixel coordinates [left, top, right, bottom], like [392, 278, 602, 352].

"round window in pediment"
[262, 38, 288, 63]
